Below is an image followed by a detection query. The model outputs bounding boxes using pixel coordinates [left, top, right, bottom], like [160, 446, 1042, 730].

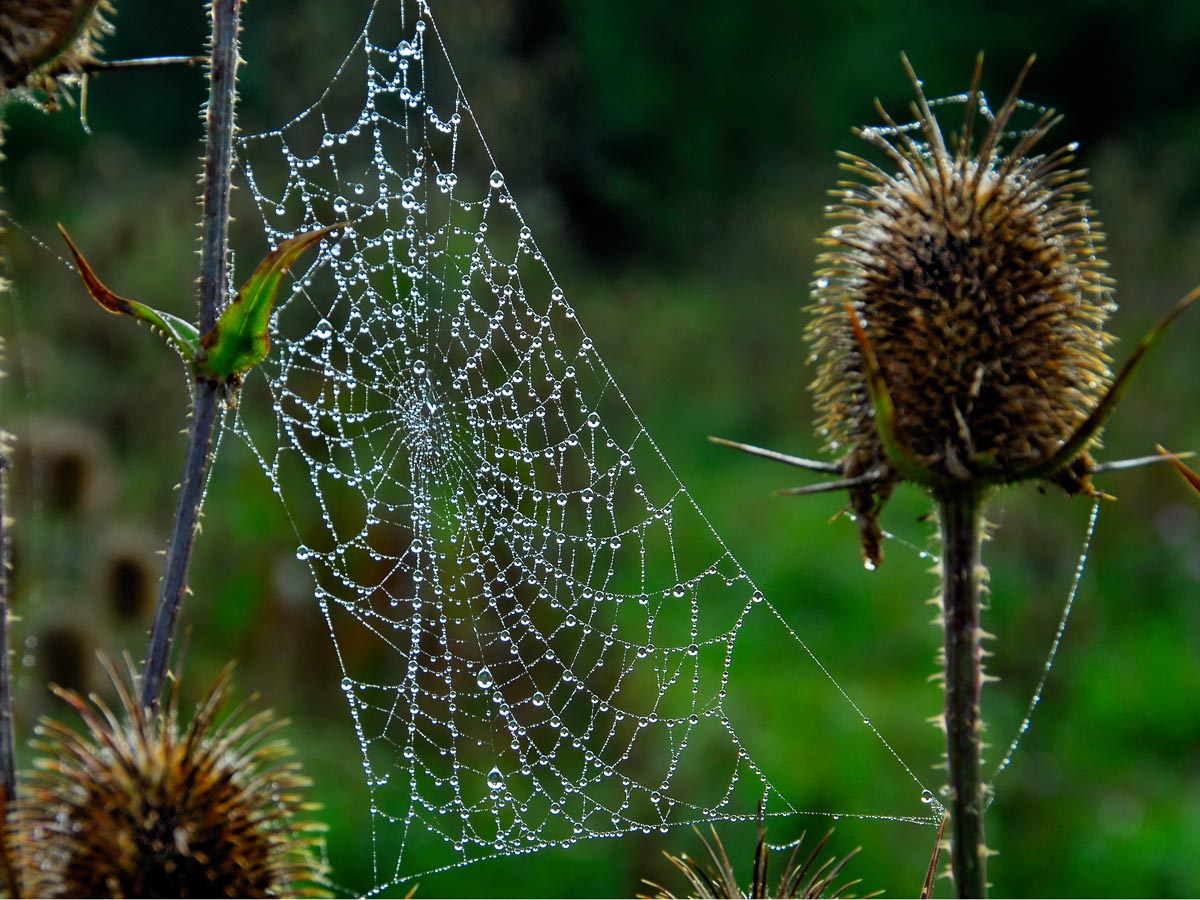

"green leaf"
[60, 224, 201, 360]
[196, 225, 338, 382]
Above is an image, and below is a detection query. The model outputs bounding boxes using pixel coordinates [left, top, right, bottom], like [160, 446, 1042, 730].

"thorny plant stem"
[140, 0, 241, 712]
[938, 490, 988, 899]
[197, 0, 239, 338]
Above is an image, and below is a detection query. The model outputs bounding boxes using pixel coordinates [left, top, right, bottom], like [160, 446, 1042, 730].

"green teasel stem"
[938, 487, 988, 898]
[141, 0, 241, 711]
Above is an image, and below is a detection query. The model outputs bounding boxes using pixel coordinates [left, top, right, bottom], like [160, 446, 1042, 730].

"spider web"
[223, 3, 1102, 893]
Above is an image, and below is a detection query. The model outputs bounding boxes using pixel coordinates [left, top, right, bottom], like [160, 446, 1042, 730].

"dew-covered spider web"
[228, 2, 1096, 892]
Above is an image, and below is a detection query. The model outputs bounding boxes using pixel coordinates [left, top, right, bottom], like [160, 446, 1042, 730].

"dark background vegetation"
[3, 0, 1200, 895]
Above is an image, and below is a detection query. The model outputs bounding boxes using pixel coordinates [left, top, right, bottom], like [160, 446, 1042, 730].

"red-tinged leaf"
[59, 224, 201, 359]
[1157, 444, 1200, 497]
[196, 225, 340, 382]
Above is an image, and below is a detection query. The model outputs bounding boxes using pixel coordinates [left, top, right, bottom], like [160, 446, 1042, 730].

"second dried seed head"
[807, 56, 1115, 565]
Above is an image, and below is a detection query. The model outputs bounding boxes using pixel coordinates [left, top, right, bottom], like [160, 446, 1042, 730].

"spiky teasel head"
[0, 0, 114, 104]
[8, 659, 329, 898]
[806, 54, 1120, 566]
[641, 819, 873, 900]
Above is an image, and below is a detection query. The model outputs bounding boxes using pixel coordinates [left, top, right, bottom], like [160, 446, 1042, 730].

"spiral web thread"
[222, 3, 1115, 892]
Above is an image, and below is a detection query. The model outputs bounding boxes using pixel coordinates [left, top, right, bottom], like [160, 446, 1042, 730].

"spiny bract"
[807, 56, 1115, 566]
[9, 661, 328, 898]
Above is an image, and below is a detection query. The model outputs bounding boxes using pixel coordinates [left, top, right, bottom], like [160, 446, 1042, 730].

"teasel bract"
[8, 659, 328, 898]
[713, 54, 1197, 898]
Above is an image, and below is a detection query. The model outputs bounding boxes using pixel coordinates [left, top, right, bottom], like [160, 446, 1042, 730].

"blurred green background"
[3, 0, 1200, 896]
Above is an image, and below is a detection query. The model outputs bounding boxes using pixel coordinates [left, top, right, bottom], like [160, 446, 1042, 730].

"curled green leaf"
[196, 224, 339, 383]
[60, 224, 201, 360]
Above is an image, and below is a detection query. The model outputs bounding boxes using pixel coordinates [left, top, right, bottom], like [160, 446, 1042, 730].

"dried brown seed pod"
[10, 659, 329, 898]
[0, 0, 114, 101]
[712, 54, 1196, 567]
[806, 55, 1116, 566]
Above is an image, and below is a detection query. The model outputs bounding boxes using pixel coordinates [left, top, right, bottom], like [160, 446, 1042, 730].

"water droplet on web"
[227, 4, 976, 879]
[921, 789, 935, 804]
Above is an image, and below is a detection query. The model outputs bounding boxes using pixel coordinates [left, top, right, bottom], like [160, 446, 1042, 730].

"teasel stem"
[1, 206, 14, 805]
[0, 441, 15, 806]
[141, 0, 241, 712]
[938, 487, 988, 898]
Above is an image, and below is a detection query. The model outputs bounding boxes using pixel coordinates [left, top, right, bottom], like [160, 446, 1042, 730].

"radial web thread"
[231, 2, 966, 891]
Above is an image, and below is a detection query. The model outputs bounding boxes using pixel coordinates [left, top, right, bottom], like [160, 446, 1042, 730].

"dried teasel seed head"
[9, 659, 329, 898]
[807, 55, 1115, 565]
[0, 0, 114, 102]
